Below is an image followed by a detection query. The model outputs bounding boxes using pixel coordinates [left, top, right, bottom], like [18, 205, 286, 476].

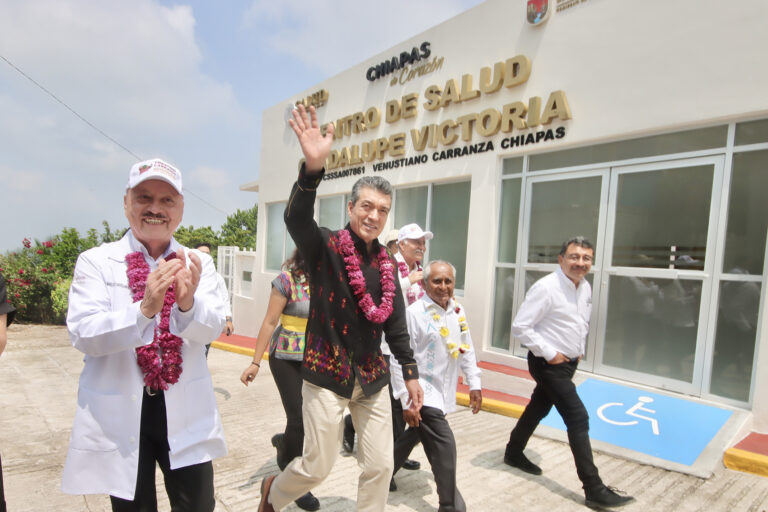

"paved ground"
[2, 324, 768, 511]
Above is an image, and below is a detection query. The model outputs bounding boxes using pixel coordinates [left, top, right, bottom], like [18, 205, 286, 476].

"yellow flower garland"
[434, 301, 471, 359]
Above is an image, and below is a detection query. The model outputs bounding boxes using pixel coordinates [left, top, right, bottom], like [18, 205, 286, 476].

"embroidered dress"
[269, 271, 310, 361]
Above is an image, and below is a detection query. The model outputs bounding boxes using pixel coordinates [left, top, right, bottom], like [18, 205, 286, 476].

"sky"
[0, 0, 486, 253]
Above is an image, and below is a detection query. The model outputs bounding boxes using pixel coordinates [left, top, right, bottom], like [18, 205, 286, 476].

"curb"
[210, 341, 270, 360]
[210, 340, 255, 357]
[723, 448, 768, 478]
[456, 392, 525, 418]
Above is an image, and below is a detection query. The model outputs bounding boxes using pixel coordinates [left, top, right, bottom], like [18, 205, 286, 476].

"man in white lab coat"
[62, 158, 227, 511]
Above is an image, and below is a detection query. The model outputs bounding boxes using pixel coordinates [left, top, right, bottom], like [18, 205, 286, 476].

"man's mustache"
[142, 213, 168, 221]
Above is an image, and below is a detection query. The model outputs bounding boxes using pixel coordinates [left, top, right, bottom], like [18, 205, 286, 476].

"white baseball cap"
[397, 223, 434, 243]
[126, 158, 183, 195]
[384, 229, 400, 245]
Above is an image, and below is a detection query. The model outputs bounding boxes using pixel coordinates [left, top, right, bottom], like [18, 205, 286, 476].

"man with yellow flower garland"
[390, 260, 482, 512]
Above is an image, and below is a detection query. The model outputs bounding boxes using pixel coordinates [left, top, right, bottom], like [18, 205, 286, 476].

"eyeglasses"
[565, 254, 593, 263]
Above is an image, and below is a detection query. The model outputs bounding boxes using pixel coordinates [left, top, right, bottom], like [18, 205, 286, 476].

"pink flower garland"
[337, 229, 396, 324]
[126, 251, 183, 390]
[397, 260, 424, 305]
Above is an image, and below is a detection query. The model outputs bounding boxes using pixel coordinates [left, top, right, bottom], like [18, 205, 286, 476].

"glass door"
[515, 169, 610, 371]
[592, 156, 724, 395]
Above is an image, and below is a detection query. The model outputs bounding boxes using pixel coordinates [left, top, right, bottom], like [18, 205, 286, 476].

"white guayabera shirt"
[391, 294, 482, 414]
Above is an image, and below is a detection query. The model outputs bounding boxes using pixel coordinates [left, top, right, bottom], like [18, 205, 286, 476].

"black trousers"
[269, 355, 305, 470]
[506, 351, 602, 490]
[110, 389, 215, 512]
[393, 406, 466, 512]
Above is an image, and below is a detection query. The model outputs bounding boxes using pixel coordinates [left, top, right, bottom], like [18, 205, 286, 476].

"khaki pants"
[269, 381, 394, 511]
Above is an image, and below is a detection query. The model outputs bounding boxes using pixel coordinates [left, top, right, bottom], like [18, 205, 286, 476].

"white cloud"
[0, 164, 45, 193]
[0, 0, 253, 251]
[242, 0, 484, 76]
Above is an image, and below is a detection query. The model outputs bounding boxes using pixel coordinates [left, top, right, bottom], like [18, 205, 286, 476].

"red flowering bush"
[0, 222, 123, 323]
[1, 244, 60, 323]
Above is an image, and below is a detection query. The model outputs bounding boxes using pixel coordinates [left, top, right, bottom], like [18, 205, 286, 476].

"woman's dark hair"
[282, 248, 307, 280]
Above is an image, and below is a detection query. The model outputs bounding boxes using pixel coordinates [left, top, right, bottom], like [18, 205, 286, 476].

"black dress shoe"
[584, 485, 635, 508]
[271, 433, 288, 469]
[503, 452, 542, 475]
[389, 478, 397, 492]
[402, 458, 421, 470]
[294, 491, 320, 511]
[342, 414, 355, 453]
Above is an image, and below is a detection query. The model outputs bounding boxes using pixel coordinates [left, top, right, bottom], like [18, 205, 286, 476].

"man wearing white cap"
[62, 158, 228, 511]
[395, 223, 433, 307]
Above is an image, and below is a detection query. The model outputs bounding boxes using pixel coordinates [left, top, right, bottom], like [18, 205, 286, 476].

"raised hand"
[174, 248, 202, 312]
[288, 104, 335, 173]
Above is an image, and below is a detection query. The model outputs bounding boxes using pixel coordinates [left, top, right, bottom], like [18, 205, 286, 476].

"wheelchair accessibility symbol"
[597, 396, 660, 436]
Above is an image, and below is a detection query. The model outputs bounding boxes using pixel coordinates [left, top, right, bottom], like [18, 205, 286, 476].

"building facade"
[237, 0, 768, 427]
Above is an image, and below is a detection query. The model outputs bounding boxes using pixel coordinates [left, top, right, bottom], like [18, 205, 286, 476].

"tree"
[173, 225, 221, 250]
[220, 205, 257, 249]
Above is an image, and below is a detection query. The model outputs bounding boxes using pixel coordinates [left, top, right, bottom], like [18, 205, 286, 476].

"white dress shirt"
[391, 295, 482, 414]
[62, 231, 227, 500]
[511, 266, 592, 362]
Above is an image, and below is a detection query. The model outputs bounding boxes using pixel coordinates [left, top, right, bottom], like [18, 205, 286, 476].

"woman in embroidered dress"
[239, 249, 319, 511]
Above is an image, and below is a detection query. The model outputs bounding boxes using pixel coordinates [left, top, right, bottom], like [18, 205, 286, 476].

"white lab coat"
[61, 232, 228, 499]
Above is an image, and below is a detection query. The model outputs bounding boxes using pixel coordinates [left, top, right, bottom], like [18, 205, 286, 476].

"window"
[497, 178, 521, 263]
[393, 181, 471, 289]
[710, 146, 768, 401]
[319, 195, 348, 230]
[266, 202, 294, 270]
[723, 150, 768, 275]
[735, 119, 768, 146]
[394, 186, 428, 229]
[612, 165, 713, 270]
[240, 270, 252, 297]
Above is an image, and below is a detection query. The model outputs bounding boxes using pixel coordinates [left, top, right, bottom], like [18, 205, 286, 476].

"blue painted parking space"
[540, 378, 733, 465]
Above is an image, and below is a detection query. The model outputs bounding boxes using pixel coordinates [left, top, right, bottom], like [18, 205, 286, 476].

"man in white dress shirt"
[62, 158, 227, 511]
[504, 237, 633, 509]
[391, 260, 482, 512]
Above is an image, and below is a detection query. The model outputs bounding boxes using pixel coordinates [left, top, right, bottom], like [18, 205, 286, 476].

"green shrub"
[51, 277, 72, 324]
